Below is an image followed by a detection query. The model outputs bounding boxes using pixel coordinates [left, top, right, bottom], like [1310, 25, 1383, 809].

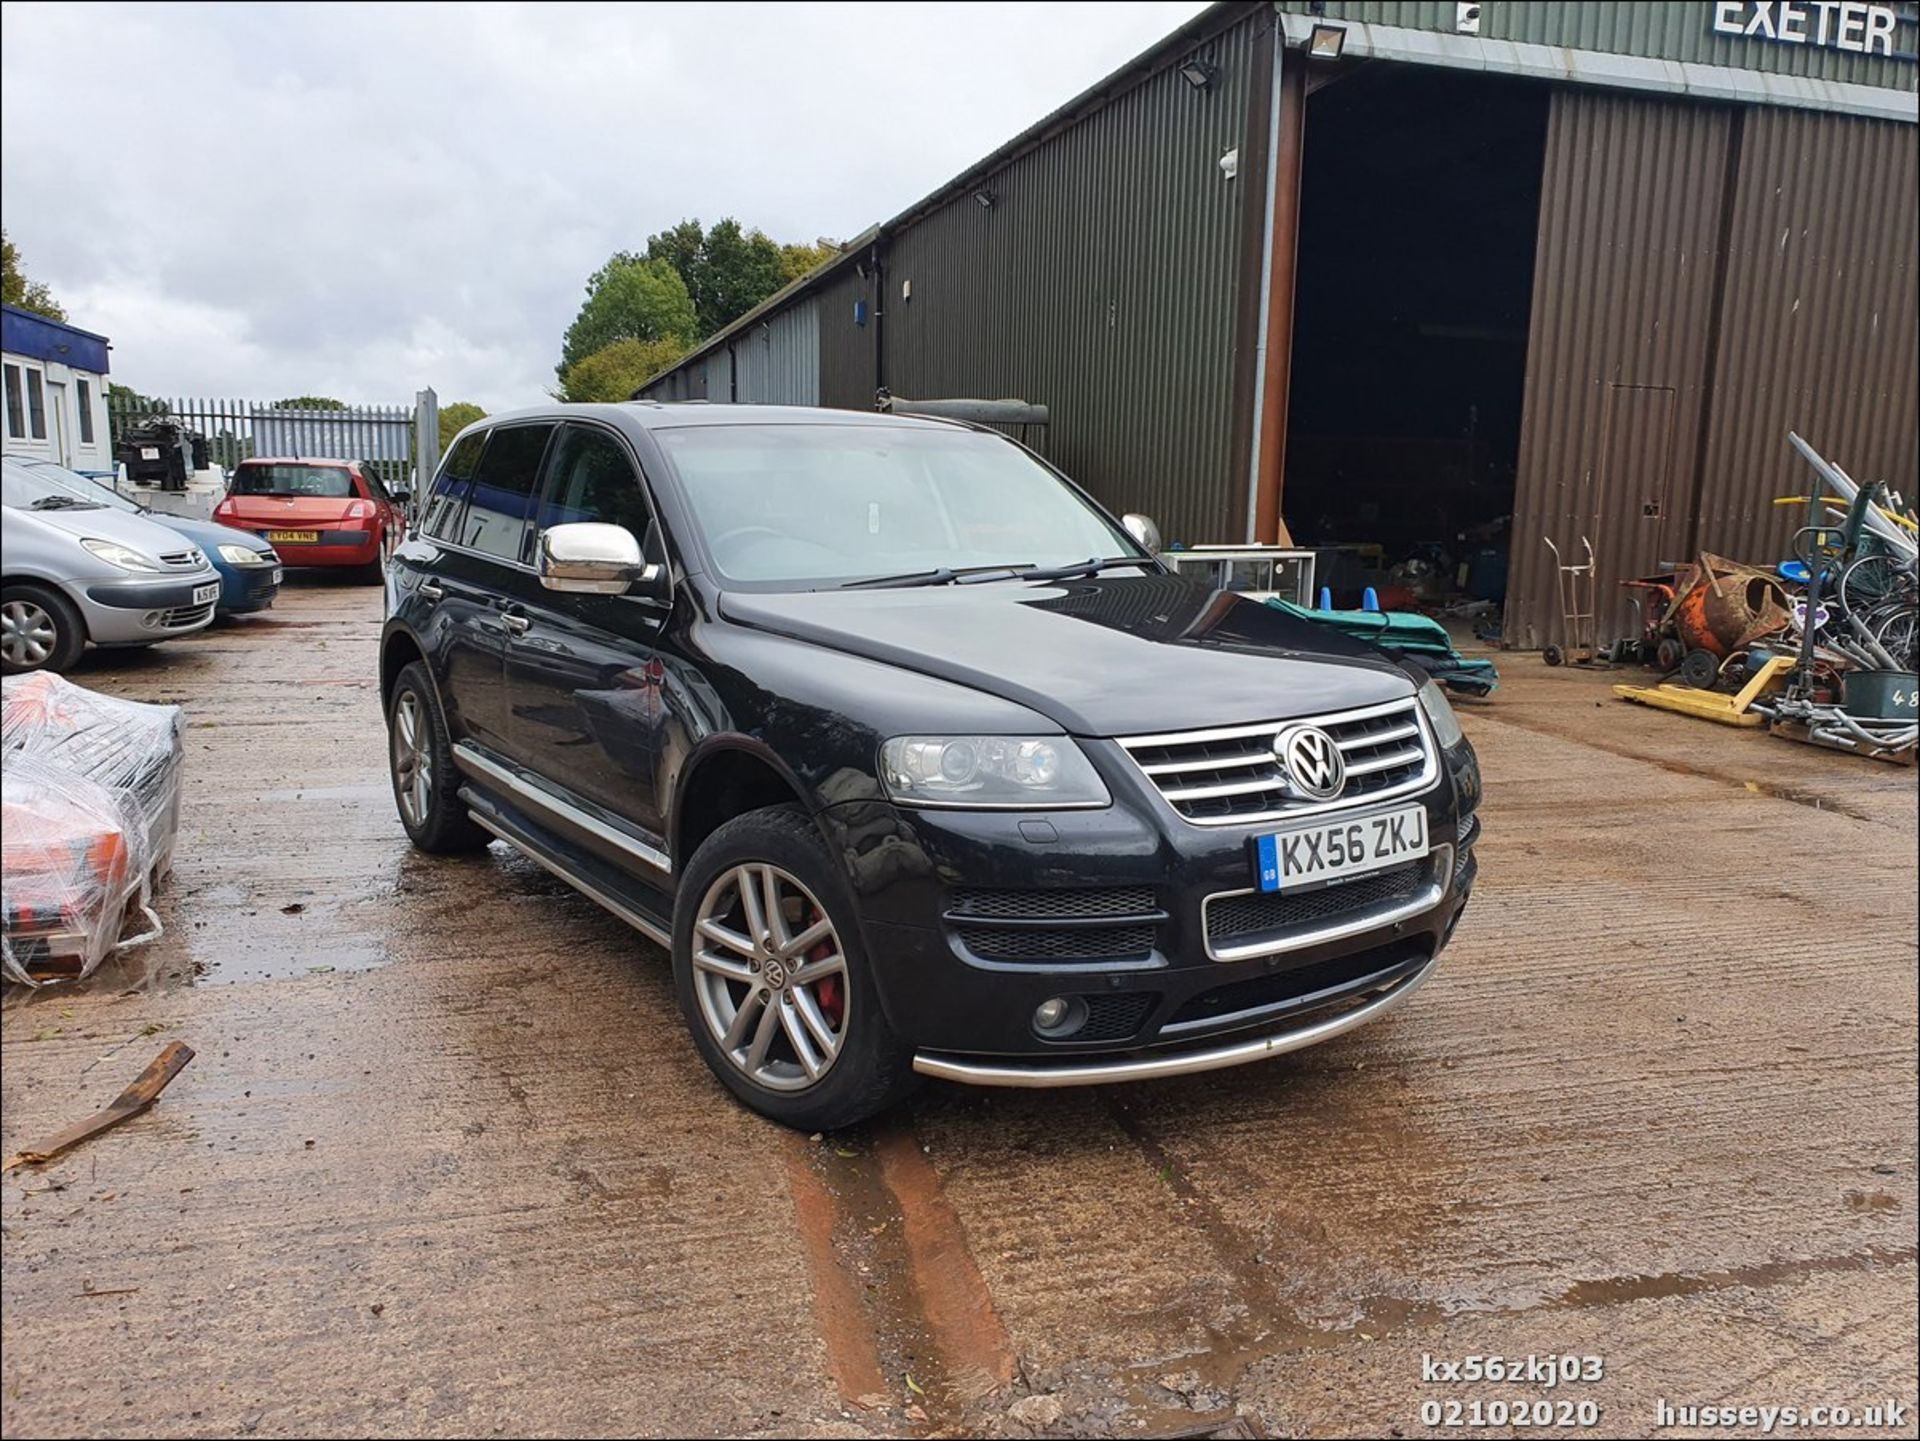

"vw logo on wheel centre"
[1273, 724, 1346, 801]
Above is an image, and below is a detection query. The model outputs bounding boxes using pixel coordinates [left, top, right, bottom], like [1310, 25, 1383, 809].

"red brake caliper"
[808, 904, 844, 1027]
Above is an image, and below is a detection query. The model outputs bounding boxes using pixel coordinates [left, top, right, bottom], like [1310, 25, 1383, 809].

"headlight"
[1417, 678, 1465, 749]
[879, 735, 1110, 808]
[217, 543, 268, 565]
[80, 538, 163, 572]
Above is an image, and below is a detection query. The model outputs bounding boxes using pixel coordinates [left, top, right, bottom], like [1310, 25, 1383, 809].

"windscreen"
[231, 464, 354, 499]
[2, 460, 107, 511]
[656, 425, 1140, 588]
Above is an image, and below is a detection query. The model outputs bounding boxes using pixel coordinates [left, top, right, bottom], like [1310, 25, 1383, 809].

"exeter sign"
[1711, 1, 1900, 56]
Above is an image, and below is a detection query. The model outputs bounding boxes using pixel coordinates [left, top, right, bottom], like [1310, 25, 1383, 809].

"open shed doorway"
[1282, 63, 1549, 617]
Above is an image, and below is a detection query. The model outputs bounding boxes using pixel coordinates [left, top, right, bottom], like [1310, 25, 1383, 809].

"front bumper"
[824, 737, 1479, 1081]
[216, 561, 282, 613]
[77, 571, 222, 643]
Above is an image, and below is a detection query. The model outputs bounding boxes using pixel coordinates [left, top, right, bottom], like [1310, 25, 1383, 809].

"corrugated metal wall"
[1694, 106, 1920, 560]
[732, 299, 821, 405]
[1508, 90, 1733, 649]
[641, 361, 705, 402]
[816, 267, 876, 410]
[701, 349, 731, 403]
[1279, 1, 1918, 89]
[1509, 88, 1919, 650]
[879, 10, 1264, 543]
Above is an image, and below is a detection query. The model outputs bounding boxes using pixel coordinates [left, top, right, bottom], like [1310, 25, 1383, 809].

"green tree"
[108, 383, 169, 417]
[438, 401, 487, 451]
[557, 337, 687, 404]
[270, 395, 348, 410]
[644, 217, 788, 337]
[557, 255, 697, 381]
[2, 230, 67, 321]
[779, 238, 840, 286]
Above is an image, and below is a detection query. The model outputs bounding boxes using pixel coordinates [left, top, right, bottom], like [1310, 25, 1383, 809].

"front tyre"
[673, 805, 915, 1129]
[1, 583, 87, 674]
[386, 660, 492, 854]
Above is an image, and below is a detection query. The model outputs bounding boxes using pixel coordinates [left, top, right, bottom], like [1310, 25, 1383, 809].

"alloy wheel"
[1, 600, 58, 669]
[390, 689, 433, 828]
[691, 863, 850, 1092]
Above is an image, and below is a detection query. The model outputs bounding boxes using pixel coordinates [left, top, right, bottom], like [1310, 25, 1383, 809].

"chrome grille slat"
[1140, 750, 1274, 776]
[1117, 697, 1437, 826]
[1343, 745, 1426, 777]
[1336, 721, 1418, 750]
[1160, 773, 1287, 803]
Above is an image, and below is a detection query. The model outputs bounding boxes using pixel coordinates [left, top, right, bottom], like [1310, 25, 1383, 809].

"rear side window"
[458, 423, 554, 562]
[421, 431, 486, 541]
[536, 426, 653, 543]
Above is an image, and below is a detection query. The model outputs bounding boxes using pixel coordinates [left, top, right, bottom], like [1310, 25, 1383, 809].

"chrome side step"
[452, 741, 671, 875]
[465, 801, 673, 950]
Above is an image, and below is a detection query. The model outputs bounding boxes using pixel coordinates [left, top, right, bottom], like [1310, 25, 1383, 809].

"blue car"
[14, 459, 282, 615]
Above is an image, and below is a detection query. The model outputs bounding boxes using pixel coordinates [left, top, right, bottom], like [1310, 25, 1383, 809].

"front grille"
[158, 549, 204, 569]
[1119, 698, 1435, 825]
[1167, 943, 1423, 1029]
[157, 602, 216, 629]
[1076, 992, 1158, 1042]
[1207, 862, 1429, 942]
[949, 886, 1156, 920]
[956, 924, 1156, 962]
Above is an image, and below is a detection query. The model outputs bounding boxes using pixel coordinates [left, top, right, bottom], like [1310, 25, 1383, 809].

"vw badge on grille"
[1274, 724, 1346, 801]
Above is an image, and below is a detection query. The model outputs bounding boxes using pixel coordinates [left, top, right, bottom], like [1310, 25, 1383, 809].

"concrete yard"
[2, 578, 1915, 1439]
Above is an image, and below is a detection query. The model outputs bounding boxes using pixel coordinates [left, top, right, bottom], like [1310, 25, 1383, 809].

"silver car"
[2, 457, 223, 673]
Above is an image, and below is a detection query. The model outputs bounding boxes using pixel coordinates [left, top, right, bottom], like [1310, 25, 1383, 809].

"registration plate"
[1253, 804, 1429, 893]
[139, 446, 160, 460]
[269, 568, 283, 585]
[192, 582, 220, 606]
[267, 529, 319, 543]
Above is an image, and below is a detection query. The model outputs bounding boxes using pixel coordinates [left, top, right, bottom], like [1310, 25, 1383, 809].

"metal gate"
[105, 391, 441, 492]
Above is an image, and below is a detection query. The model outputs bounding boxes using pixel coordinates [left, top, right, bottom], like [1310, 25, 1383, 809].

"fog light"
[142, 610, 163, 628]
[1032, 996, 1089, 1039]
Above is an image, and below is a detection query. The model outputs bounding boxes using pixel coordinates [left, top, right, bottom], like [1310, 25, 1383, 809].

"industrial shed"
[637, 0, 1918, 649]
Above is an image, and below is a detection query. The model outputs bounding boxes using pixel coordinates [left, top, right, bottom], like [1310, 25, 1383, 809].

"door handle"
[418, 580, 446, 601]
[501, 612, 530, 635]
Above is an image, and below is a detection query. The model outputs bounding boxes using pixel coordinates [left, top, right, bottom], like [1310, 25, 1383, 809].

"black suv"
[379, 404, 1480, 1127]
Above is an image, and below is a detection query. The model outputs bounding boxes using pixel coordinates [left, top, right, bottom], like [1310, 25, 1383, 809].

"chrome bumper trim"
[1202, 843, 1453, 963]
[911, 957, 1438, 1089]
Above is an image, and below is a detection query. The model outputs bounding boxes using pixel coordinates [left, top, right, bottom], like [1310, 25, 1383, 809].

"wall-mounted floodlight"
[1307, 23, 1347, 59]
[973, 188, 996, 210]
[1177, 56, 1219, 90]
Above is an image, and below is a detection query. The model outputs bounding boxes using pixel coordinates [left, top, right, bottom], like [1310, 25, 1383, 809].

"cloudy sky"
[2, 1, 1206, 411]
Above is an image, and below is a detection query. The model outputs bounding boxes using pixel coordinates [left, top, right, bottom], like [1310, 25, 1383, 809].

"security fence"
[105, 393, 438, 493]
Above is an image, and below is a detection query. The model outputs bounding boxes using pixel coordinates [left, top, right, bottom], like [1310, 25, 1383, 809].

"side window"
[534, 425, 654, 551]
[421, 430, 487, 541]
[360, 464, 392, 503]
[25, 369, 46, 439]
[76, 379, 95, 444]
[460, 423, 554, 562]
[3, 365, 22, 440]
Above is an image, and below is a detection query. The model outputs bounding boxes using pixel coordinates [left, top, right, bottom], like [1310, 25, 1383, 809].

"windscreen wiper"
[27, 495, 99, 511]
[1015, 556, 1156, 584]
[843, 563, 1031, 590]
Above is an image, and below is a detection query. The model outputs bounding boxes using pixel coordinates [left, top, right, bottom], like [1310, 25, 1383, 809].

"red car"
[213, 458, 407, 582]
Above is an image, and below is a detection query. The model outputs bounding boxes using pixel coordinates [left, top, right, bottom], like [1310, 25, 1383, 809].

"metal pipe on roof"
[1252, 47, 1305, 545]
